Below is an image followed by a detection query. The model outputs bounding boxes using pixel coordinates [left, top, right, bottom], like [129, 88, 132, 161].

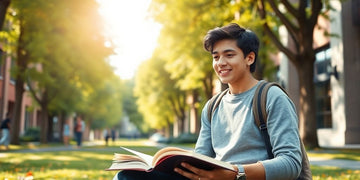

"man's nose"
[218, 56, 227, 66]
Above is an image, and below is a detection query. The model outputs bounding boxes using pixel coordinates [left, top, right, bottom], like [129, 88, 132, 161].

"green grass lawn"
[1, 139, 359, 179]
[0, 139, 160, 180]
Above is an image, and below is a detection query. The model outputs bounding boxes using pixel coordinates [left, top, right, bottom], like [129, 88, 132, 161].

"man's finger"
[174, 167, 200, 180]
[180, 162, 202, 175]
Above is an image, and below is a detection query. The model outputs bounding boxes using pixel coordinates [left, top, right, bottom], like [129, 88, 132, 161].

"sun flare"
[97, 0, 161, 79]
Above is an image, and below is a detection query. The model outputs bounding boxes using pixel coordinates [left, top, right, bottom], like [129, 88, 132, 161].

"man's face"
[212, 39, 250, 86]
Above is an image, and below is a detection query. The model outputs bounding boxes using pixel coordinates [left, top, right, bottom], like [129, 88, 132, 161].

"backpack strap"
[253, 81, 272, 159]
[207, 89, 229, 122]
[253, 82, 288, 128]
[252, 81, 288, 159]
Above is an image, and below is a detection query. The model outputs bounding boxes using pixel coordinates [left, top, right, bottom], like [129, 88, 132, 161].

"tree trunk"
[11, 21, 27, 145]
[296, 57, 319, 148]
[38, 90, 49, 144]
[177, 116, 185, 134]
[0, 0, 10, 31]
[11, 77, 24, 145]
[204, 72, 214, 99]
[191, 90, 200, 133]
[59, 112, 65, 142]
[39, 105, 49, 144]
[47, 114, 53, 142]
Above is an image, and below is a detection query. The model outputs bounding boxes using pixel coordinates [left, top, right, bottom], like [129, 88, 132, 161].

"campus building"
[0, 50, 39, 135]
[278, 0, 360, 147]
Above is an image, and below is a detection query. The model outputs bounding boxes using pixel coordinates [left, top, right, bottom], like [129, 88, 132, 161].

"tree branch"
[263, 23, 296, 61]
[257, 0, 296, 61]
[266, 0, 300, 53]
[169, 95, 181, 118]
[280, 0, 298, 17]
[26, 77, 42, 104]
[309, 0, 323, 28]
[297, 0, 307, 25]
[267, 0, 299, 39]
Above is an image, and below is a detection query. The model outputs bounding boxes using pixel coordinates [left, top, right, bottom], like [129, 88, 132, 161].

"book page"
[120, 147, 154, 166]
[152, 147, 235, 171]
[106, 161, 151, 171]
[113, 153, 147, 164]
[152, 147, 189, 166]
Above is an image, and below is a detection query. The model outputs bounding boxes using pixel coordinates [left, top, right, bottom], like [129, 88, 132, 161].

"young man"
[174, 23, 302, 180]
[115, 23, 302, 180]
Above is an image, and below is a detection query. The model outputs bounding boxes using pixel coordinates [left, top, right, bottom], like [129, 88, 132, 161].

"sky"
[97, 0, 162, 79]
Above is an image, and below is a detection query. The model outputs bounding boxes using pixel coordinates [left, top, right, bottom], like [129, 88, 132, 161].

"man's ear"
[246, 52, 255, 65]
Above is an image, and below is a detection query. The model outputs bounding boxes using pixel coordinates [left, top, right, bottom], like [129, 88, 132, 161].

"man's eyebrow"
[212, 49, 236, 54]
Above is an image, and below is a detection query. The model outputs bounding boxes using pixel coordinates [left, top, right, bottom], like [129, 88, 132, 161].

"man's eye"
[227, 54, 234, 57]
[213, 56, 219, 60]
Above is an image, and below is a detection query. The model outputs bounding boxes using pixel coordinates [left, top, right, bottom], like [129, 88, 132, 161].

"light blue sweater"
[195, 81, 302, 180]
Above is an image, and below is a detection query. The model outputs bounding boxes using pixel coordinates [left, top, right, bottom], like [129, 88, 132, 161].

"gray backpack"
[206, 81, 312, 180]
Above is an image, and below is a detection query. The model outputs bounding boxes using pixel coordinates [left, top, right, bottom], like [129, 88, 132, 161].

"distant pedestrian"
[0, 112, 11, 150]
[104, 129, 110, 146]
[74, 116, 85, 148]
[111, 128, 116, 143]
[63, 119, 70, 146]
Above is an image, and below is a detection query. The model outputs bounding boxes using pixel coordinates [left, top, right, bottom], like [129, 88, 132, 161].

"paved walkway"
[2, 142, 360, 170]
[309, 156, 360, 170]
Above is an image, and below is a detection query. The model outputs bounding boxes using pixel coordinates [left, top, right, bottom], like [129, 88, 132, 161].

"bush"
[168, 133, 198, 144]
[20, 127, 40, 142]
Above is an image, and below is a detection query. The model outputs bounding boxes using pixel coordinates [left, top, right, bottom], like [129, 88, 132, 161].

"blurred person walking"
[111, 128, 116, 144]
[74, 116, 85, 148]
[104, 128, 110, 146]
[63, 119, 70, 146]
[0, 112, 11, 150]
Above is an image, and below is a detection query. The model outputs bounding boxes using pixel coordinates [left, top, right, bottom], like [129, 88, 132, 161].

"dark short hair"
[203, 23, 259, 72]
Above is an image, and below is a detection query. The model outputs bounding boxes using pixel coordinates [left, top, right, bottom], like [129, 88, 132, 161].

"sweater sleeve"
[260, 87, 302, 180]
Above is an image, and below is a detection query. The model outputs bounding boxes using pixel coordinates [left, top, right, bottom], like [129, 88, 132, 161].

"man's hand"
[174, 162, 237, 180]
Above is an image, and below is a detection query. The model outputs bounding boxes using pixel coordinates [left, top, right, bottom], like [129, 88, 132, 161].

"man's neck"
[228, 77, 258, 94]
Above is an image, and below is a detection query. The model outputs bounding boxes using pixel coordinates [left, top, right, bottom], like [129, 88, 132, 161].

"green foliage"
[0, 7, 19, 56]
[6, 0, 122, 138]
[122, 79, 145, 133]
[134, 50, 187, 131]
[83, 76, 124, 129]
[149, 0, 234, 95]
[168, 133, 198, 144]
[20, 127, 40, 142]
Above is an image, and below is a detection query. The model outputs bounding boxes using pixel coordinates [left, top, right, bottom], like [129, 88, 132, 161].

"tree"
[122, 79, 145, 133]
[10, 2, 27, 144]
[254, 0, 335, 148]
[134, 50, 187, 136]
[0, 0, 11, 119]
[81, 76, 123, 130]
[149, 0, 235, 100]
[11, 0, 113, 144]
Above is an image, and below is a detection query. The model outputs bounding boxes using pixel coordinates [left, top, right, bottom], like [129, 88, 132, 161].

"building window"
[314, 44, 332, 128]
[24, 108, 31, 131]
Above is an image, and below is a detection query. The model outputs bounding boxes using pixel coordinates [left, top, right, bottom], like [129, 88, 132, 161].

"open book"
[106, 146, 235, 175]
